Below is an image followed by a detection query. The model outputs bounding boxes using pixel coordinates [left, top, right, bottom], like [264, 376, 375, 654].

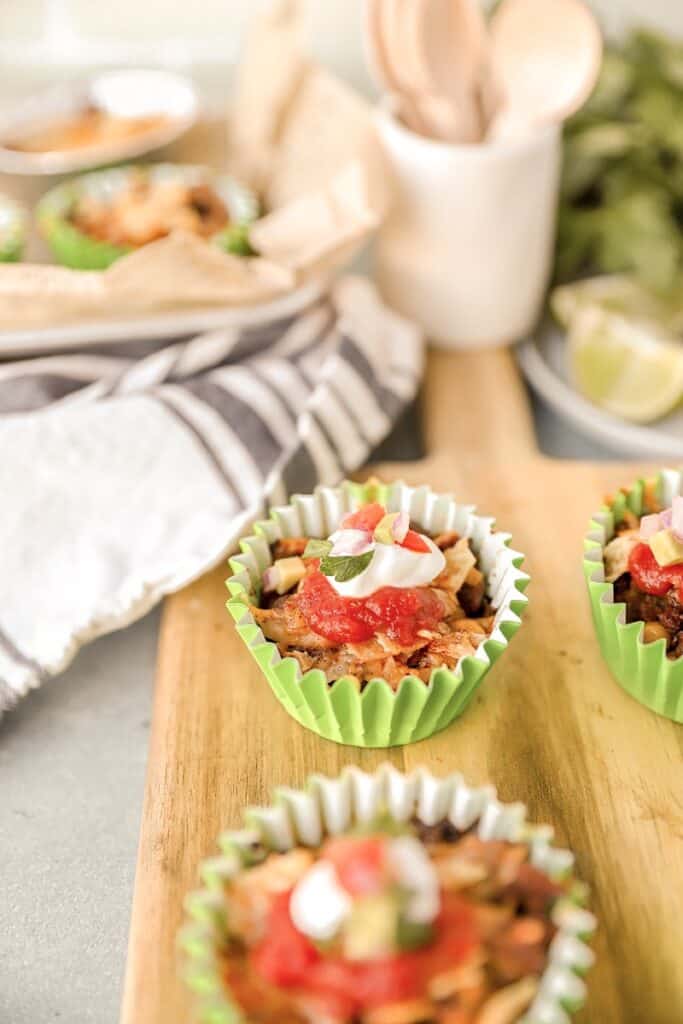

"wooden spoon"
[364, 0, 433, 135]
[411, 0, 493, 143]
[487, 0, 602, 140]
[379, 0, 476, 142]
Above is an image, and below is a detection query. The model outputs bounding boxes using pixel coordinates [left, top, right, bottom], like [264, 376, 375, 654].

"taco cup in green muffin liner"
[36, 162, 258, 270]
[179, 764, 596, 1024]
[584, 468, 683, 722]
[0, 195, 27, 262]
[226, 480, 529, 748]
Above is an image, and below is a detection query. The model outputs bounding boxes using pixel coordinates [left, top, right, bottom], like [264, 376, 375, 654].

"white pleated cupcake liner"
[584, 468, 683, 722]
[227, 480, 529, 747]
[180, 764, 596, 1024]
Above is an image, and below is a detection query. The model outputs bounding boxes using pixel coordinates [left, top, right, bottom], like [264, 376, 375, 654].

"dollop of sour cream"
[329, 534, 446, 599]
[289, 860, 351, 941]
[289, 836, 441, 944]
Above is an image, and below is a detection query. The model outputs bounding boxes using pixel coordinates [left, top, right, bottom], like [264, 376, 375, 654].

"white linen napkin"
[0, 277, 423, 715]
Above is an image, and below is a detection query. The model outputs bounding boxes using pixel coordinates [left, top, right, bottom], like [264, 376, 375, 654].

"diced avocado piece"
[273, 556, 306, 593]
[649, 528, 683, 566]
[343, 894, 400, 960]
[374, 512, 400, 545]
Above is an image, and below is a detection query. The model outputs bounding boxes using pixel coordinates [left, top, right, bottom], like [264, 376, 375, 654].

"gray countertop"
[0, 610, 159, 1024]
[0, 394, 617, 1024]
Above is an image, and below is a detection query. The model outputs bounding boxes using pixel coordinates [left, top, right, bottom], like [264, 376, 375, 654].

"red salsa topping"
[342, 505, 430, 554]
[342, 503, 386, 532]
[251, 888, 478, 1016]
[400, 529, 431, 553]
[325, 836, 387, 895]
[629, 542, 683, 601]
[298, 569, 444, 646]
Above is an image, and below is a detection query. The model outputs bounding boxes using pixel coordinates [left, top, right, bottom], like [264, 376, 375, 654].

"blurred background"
[2, 4, 683, 1019]
[1, 0, 682, 91]
[2, 0, 683, 453]
[2, 4, 683, 1024]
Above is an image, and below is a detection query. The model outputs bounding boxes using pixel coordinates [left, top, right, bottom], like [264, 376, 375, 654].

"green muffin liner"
[227, 480, 529, 748]
[584, 468, 683, 723]
[36, 163, 259, 270]
[0, 195, 27, 262]
[179, 764, 596, 1024]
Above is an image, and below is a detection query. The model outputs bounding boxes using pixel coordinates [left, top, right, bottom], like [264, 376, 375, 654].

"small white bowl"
[0, 69, 199, 176]
[374, 103, 561, 350]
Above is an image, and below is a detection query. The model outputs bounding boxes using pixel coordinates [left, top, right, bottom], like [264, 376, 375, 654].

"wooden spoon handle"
[379, 0, 464, 142]
[395, 0, 434, 95]
[364, 0, 396, 94]
[364, 0, 433, 136]
[413, 0, 485, 142]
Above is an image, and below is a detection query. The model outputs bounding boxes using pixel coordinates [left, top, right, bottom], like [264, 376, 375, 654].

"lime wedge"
[551, 275, 683, 331]
[568, 306, 683, 423]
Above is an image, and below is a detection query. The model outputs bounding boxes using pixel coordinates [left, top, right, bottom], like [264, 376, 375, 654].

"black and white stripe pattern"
[0, 276, 423, 711]
[0, 282, 422, 502]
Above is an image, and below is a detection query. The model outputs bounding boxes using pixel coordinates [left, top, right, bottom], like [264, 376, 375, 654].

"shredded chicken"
[226, 850, 313, 946]
[289, 646, 423, 689]
[433, 537, 477, 593]
[474, 977, 539, 1024]
[218, 820, 571, 1024]
[607, 508, 683, 658]
[433, 530, 460, 550]
[71, 174, 229, 247]
[409, 631, 485, 677]
[460, 567, 486, 616]
[255, 530, 495, 688]
[603, 530, 639, 582]
[251, 600, 335, 651]
[273, 537, 308, 559]
[429, 585, 464, 618]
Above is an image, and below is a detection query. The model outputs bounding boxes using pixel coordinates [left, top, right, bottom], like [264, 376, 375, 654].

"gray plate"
[517, 320, 683, 459]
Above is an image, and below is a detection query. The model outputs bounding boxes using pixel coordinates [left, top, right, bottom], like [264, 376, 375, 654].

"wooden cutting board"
[120, 347, 683, 1024]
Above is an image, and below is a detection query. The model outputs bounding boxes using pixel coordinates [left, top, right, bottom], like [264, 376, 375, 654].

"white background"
[1, 1, 683, 86]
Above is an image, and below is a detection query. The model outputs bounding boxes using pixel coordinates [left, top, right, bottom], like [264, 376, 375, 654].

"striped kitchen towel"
[0, 276, 423, 714]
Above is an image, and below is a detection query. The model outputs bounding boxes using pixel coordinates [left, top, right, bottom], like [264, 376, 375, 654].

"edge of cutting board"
[120, 347, 683, 1024]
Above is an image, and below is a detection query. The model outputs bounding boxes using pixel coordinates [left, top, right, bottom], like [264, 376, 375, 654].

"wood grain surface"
[120, 347, 683, 1024]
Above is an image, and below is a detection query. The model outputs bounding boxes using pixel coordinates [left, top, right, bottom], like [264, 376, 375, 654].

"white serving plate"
[517, 320, 683, 459]
[0, 277, 329, 358]
[0, 69, 199, 176]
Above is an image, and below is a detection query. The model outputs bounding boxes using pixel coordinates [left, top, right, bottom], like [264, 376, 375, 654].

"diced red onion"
[640, 513, 662, 540]
[640, 503, 683, 543]
[671, 496, 683, 541]
[391, 511, 410, 543]
[330, 529, 374, 556]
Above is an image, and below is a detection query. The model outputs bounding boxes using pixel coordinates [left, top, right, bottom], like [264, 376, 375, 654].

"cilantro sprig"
[304, 537, 374, 582]
[319, 551, 374, 583]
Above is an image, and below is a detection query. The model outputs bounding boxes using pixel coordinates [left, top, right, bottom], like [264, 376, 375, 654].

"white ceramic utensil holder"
[375, 104, 561, 349]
